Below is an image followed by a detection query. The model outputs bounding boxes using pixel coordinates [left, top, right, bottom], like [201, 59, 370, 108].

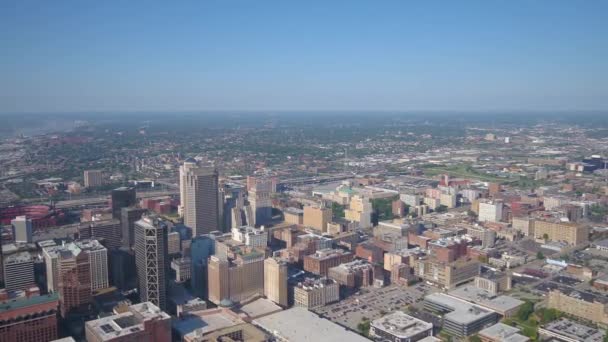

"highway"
[54, 189, 179, 209]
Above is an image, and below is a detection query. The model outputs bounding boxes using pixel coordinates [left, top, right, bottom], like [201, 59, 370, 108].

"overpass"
[54, 189, 179, 209]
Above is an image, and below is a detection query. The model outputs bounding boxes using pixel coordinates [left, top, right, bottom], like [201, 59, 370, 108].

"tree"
[357, 319, 370, 337]
[542, 233, 549, 241]
[469, 335, 482, 342]
[331, 202, 345, 218]
[435, 205, 448, 213]
[517, 301, 534, 321]
[537, 251, 545, 260]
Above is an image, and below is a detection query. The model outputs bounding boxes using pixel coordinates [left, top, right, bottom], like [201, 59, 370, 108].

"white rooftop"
[254, 307, 370, 342]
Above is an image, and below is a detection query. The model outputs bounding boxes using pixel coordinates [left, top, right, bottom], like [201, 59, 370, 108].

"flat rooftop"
[425, 293, 496, 325]
[479, 323, 529, 342]
[237, 298, 282, 319]
[371, 311, 433, 339]
[254, 306, 370, 342]
[540, 318, 605, 342]
[448, 285, 524, 313]
[85, 302, 169, 340]
[0, 293, 58, 314]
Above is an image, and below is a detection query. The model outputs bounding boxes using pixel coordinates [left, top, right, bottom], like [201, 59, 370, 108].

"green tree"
[517, 301, 534, 321]
[537, 251, 545, 260]
[435, 205, 448, 213]
[331, 202, 345, 218]
[469, 335, 482, 342]
[542, 233, 549, 241]
[357, 319, 370, 337]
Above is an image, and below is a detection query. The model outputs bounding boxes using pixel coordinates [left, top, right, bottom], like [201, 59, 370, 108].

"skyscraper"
[83, 170, 104, 188]
[190, 235, 215, 300]
[11, 215, 33, 243]
[58, 247, 92, 317]
[248, 177, 273, 227]
[111, 186, 137, 219]
[76, 240, 109, 291]
[180, 160, 221, 236]
[121, 207, 147, 249]
[264, 257, 288, 307]
[135, 215, 169, 310]
[3, 251, 35, 291]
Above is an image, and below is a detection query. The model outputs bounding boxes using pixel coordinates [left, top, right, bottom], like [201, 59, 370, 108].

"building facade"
[135, 216, 169, 310]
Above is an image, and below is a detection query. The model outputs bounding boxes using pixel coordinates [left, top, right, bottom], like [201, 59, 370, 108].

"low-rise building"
[538, 318, 605, 342]
[478, 323, 529, 342]
[0, 293, 59, 342]
[547, 287, 608, 324]
[253, 306, 370, 342]
[328, 259, 374, 289]
[303, 248, 353, 276]
[423, 293, 499, 337]
[293, 277, 339, 309]
[85, 302, 171, 342]
[370, 311, 433, 342]
[415, 258, 480, 289]
[448, 285, 524, 318]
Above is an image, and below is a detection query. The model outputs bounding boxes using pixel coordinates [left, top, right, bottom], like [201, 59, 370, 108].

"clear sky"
[1, 1, 607, 113]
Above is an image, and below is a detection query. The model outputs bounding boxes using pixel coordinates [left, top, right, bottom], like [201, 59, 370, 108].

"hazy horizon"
[2, 1, 607, 113]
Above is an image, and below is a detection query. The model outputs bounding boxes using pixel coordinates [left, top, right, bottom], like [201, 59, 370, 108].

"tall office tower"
[478, 200, 503, 223]
[121, 207, 147, 249]
[179, 158, 198, 217]
[180, 160, 221, 236]
[135, 215, 169, 310]
[109, 247, 136, 291]
[207, 250, 265, 305]
[190, 235, 215, 300]
[75, 240, 109, 291]
[222, 183, 246, 230]
[168, 231, 181, 256]
[264, 257, 288, 307]
[0, 246, 3, 287]
[344, 195, 372, 229]
[83, 169, 104, 188]
[248, 177, 273, 227]
[111, 186, 137, 219]
[85, 218, 122, 250]
[11, 215, 33, 243]
[0, 293, 59, 342]
[85, 302, 171, 342]
[3, 251, 35, 291]
[58, 247, 92, 317]
[303, 205, 333, 233]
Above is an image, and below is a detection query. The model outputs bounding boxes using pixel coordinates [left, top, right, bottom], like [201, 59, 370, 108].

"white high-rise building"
[43, 239, 108, 293]
[76, 240, 109, 291]
[231, 226, 268, 248]
[179, 159, 220, 236]
[478, 200, 503, 223]
[11, 216, 32, 243]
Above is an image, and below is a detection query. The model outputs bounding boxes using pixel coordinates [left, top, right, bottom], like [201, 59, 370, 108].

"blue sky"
[1, 1, 606, 112]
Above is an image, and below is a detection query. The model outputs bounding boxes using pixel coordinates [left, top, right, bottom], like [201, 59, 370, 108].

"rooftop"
[479, 323, 529, 342]
[237, 298, 282, 319]
[448, 285, 524, 313]
[371, 311, 433, 339]
[540, 318, 605, 342]
[425, 293, 496, 325]
[0, 293, 58, 313]
[4, 251, 32, 264]
[174, 307, 244, 339]
[85, 302, 170, 340]
[253, 306, 370, 342]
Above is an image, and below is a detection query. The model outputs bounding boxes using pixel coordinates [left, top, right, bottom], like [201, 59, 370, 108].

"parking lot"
[313, 283, 436, 330]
